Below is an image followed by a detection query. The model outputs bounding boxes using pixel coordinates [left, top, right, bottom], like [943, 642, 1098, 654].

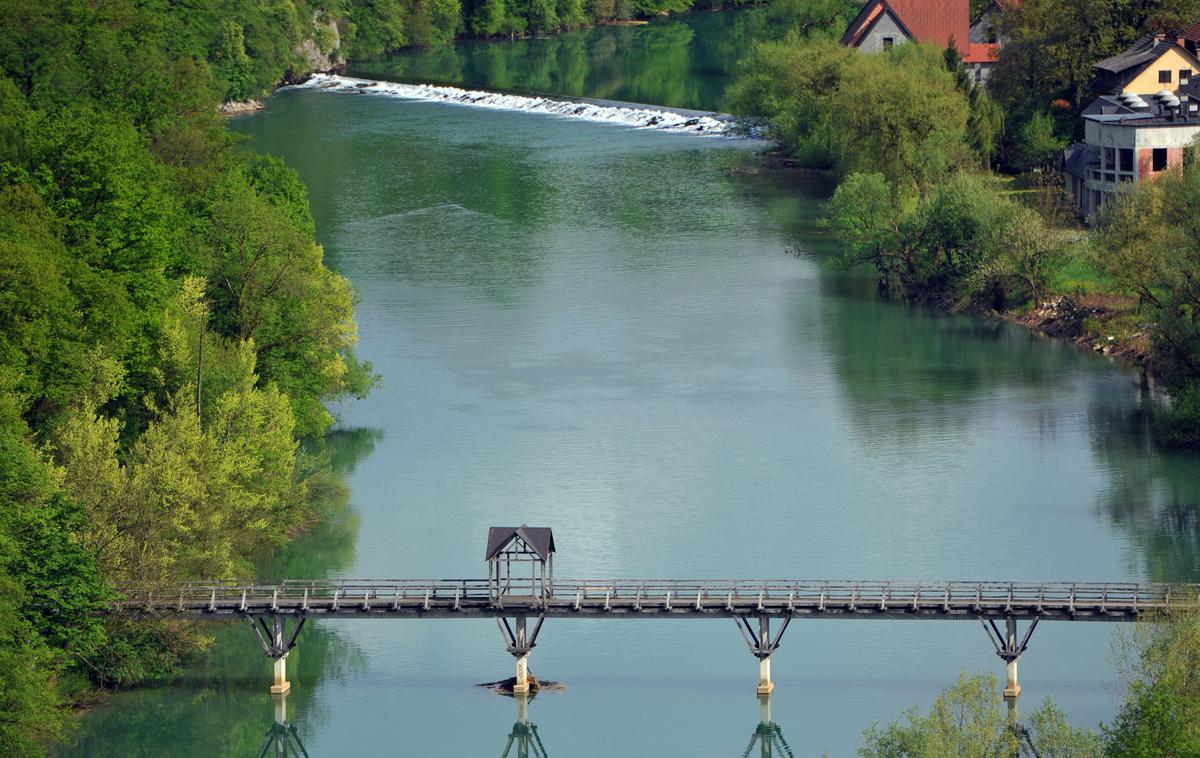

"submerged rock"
[477, 674, 566, 695]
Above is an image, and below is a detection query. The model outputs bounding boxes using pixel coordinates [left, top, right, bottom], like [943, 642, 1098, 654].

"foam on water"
[293, 74, 738, 135]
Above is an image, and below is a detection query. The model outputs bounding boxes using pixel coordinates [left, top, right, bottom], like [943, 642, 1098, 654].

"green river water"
[66, 10, 1200, 756]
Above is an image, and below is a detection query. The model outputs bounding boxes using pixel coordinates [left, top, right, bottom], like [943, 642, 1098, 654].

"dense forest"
[730, 0, 1200, 448]
[0, 0, 384, 753]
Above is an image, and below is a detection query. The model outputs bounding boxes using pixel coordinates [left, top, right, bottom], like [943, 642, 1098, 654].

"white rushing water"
[294, 74, 737, 135]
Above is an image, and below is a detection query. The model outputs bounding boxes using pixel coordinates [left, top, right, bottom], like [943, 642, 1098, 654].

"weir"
[108, 526, 1198, 699]
[295, 74, 737, 135]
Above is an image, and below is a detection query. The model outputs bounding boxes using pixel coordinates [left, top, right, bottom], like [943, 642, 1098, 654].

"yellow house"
[1093, 35, 1200, 95]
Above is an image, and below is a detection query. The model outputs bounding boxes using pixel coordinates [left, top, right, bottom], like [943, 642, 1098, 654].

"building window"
[1119, 148, 1134, 172]
[1103, 147, 1115, 169]
[987, 30, 998, 44]
[882, 37, 894, 50]
[1182, 69, 1192, 83]
[1160, 69, 1173, 84]
[974, 67, 983, 83]
[1153, 148, 1168, 171]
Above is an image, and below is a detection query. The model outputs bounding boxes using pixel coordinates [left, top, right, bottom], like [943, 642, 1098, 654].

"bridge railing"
[108, 579, 1198, 616]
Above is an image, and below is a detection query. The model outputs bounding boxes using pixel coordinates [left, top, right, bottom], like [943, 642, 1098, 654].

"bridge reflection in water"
[256, 692, 309, 758]
[248, 683, 797, 756]
[495, 690, 794, 758]
[742, 695, 793, 758]
[501, 693, 550, 758]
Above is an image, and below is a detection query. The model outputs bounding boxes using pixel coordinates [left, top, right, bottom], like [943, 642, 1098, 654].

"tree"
[826, 171, 1036, 307]
[729, 41, 977, 188]
[1104, 609, 1200, 755]
[204, 159, 375, 436]
[727, 39, 854, 168]
[860, 671, 1099, 757]
[1095, 153, 1200, 443]
[1014, 110, 1066, 172]
[213, 20, 254, 102]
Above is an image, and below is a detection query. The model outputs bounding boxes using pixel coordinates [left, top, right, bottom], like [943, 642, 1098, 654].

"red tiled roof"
[963, 42, 1000, 63]
[844, 0, 971, 49]
[1182, 20, 1200, 43]
[894, 0, 971, 47]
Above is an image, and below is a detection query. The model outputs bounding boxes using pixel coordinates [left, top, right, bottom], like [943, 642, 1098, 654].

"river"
[66, 10, 1200, 756]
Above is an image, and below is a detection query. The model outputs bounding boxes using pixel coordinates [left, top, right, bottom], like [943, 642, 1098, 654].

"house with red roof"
[842, 0, 1008, 83]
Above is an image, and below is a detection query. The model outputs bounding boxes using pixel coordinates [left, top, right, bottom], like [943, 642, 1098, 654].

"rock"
[477, 673, 565, 695]
[299, 13, 341, 72]
[218, 99, 265, 116]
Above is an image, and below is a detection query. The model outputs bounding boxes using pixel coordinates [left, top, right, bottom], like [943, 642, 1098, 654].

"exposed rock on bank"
[218, 99, 265, 115]
[1011, 295, 1153, 366]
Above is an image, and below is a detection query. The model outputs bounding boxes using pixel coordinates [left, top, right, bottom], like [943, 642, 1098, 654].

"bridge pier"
[497, 614, 545, 693]
[245, 614, 306, 695]
[981, 617, 1038, 699]
[736, 616, 790, 695]
[272, 656, 289, 695]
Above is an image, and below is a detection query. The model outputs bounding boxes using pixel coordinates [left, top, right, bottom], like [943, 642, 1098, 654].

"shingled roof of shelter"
[843, 0, 970, 48]
[486, 525, 556, 561]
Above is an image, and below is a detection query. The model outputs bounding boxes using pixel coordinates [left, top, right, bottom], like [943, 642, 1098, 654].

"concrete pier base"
[756, 656, 773, 695]
[1004, 658, 1020, 699]
[513, 654, 530, 694]
[270, 655, 290, 695]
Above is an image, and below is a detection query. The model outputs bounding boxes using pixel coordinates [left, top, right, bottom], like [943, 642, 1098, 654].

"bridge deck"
[111, 579, 1196, 622]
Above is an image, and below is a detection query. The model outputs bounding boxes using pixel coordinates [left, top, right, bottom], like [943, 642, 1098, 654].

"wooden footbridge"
[108, 526, 1198, 699]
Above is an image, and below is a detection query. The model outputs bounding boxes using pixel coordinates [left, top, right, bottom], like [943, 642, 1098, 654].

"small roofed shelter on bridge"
[486, 525, 555, 601]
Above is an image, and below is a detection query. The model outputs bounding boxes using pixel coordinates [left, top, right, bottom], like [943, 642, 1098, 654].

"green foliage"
[729, 41, 979, 189]
[214, 21, 256, 102]
[0, 575, 69, 756]
[827, 171, 1063, 308]
[1104, 610, 1200, 754]
[1095, 156, 1200, 446]
[1014, 110, 1066, 172]
[0, 0, 374, 748]
[764, 0, 859, 37]
[992, 0, 1200, 114]
[1155, 384, 1200, 449]
[727, 39, 847, 166]
[859, 671, 1099, 758]
[0, 394, 108, 755]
